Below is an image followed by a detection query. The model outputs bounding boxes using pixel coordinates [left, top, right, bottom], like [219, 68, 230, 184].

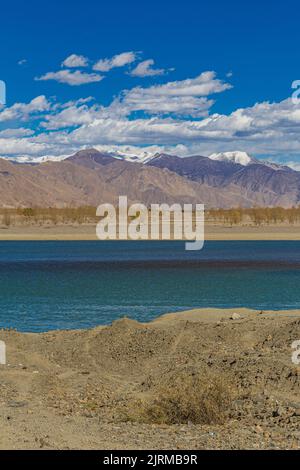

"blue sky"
[1, 0, 300, 166]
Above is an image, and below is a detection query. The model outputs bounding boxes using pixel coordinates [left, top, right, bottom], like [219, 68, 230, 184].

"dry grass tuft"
[122, 366, 235, 425]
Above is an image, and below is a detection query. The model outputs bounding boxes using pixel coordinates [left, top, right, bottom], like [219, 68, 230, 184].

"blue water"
[0, 240, 300, 332]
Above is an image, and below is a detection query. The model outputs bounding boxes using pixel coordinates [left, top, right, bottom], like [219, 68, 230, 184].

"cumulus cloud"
[125, 94, 214, 118]
[129, 59, 170, 77]
[54, 101, 300, 168]
[136, 71, 232, 97]
[0, 128, 34, 138]
[35, 69, 103, 86]
[93, 51, 137, 72]
[41, 103, 101, 130]
[40, 72, 227, 129]
[61, 54, 89, 68]
[38, 96, 300, 163]
[2, 70, 300, 168]
[116, 71, 231, 117]
[0, 136, 52, 156]
[0, 95, 51, 122]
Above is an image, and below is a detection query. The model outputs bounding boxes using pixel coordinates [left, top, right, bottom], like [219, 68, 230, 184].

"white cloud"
[130, 59, 170, 77]
[0, 128, 34, 138]
[3, 70, 300, 167]
[116, 71, 231, 117]
[135, 71, 232, 97]
[18, 59, 27, 66]
[61, 54, 89, 68]
[120, 93, 214, 118]
[41, 72, 226, 128]
[41, 95, 300, 162]
[93, 51, 137, 72]
[41, 103, 101, 130]
[35, 69, 103, 86]
[0, 137, 51, 156]
[0, 95, 51, 122]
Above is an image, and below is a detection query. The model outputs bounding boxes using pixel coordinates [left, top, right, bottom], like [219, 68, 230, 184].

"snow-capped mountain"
[146, 149, 300, 207]
[0, 147, 294, 174]
[0, 146, 160, 165]
[93, 145, 160, 164]
[0, 147, 300, 208]
[208, 151, 293, 171]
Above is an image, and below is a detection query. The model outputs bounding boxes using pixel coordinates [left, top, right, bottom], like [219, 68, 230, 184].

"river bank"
[0, 308, 300, 449]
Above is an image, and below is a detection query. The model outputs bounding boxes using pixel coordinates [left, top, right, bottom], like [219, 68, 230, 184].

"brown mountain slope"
[1, 148, 298, 208]
[148, 153, 300, 208]
[0, 155, 243, 208]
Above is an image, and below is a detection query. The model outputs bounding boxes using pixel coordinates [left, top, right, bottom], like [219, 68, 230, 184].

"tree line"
[0, 206, 97, 226]
[207, 207, 300, 225]
[1, 206, 300, 227]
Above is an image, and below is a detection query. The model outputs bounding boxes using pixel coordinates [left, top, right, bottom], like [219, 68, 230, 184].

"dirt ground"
[1, 308, 300, 449]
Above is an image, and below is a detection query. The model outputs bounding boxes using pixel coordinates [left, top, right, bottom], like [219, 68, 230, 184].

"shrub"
[122, 366, 234, 425]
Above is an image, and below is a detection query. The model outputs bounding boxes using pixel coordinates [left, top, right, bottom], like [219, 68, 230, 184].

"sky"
[1, 0, 300, 166]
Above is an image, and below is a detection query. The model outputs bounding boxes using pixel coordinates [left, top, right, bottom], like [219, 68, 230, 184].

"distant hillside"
[0, 148, 299, 208]
[147, 152, 300, 207]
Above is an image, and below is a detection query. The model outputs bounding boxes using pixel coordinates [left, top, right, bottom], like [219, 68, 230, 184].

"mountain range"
[0, 148, 299, 208]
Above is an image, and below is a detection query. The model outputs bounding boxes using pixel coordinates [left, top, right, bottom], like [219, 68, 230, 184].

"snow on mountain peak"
[93, 145, 162, 164]
[208, 151, 253, 166]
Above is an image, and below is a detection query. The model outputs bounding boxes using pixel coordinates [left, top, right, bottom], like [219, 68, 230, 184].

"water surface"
[0, 240, 299, 332]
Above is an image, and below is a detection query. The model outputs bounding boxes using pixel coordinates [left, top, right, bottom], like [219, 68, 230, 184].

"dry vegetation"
[0, 206, 97, 227]
[1, 206, 300, 228]
[2, 309, 300, 449]
[207, 207, 300, 225]
[123, 366, 234, 425]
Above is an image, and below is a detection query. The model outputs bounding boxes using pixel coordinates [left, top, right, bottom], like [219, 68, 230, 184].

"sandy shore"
[0, 223, 300, 240]
[1, 307, 300, 449]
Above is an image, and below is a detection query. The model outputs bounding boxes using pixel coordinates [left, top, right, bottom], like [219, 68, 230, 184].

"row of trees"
[1, 206, 300, 227]
[207, 207, 300, 226]
[0, 206, 97, 226]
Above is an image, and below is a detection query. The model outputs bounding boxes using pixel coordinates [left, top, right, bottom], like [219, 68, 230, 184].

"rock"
[230, 313, 241, 320]
[7, 400, 28, 408]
